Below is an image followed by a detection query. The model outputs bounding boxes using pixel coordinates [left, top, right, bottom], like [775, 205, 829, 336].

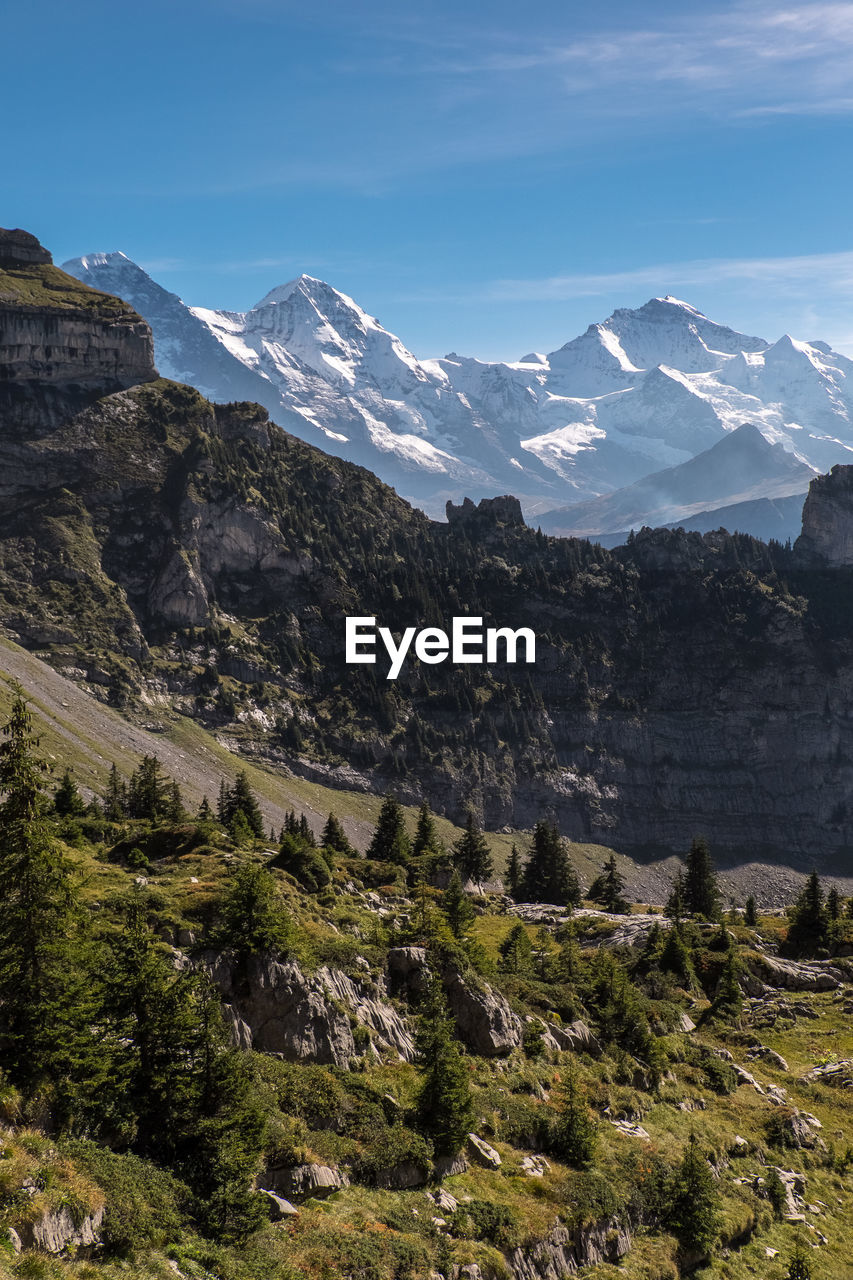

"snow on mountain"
[60, 255, 853, 529]
[536, 423, 815, 539]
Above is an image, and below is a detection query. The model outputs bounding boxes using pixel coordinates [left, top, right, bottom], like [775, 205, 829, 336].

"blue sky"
[6, 0, 853, 359]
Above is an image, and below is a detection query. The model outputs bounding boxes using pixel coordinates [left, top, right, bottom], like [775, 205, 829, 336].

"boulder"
[257, 1189, 299, 1220]
[520, 1155, 550, 1177]
[434, 1153, 469, 1178]
[802, 1060, 853, 1088]
[548, 1019, 602, 1057]
[265, 1163, 349, 1200]
[445, 970, 522, 1057]
[16, 1205, 103, 1255]
[466, 1133, 501, 1169]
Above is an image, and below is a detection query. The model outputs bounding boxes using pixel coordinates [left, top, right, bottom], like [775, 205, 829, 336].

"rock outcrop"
[205, 952, 414, 1065]
[263, 1163, 350, 1200]
[16, 1205, 104, 1255]
[386, 948, 521, 1056]
[0, 228, 156, 403]
[505, 1217, 632, 1279]
[796, 465, 853, 566]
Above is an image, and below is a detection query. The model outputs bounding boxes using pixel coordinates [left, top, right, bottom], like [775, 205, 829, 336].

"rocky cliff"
[0, 228, 156, 421]
[795, 464, 853, 567]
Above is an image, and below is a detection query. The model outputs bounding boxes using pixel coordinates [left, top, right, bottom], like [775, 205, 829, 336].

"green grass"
[0, 264, 134, 315]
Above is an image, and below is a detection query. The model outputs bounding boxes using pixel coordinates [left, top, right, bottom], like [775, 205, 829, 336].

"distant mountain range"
[63, 253, 853, 535]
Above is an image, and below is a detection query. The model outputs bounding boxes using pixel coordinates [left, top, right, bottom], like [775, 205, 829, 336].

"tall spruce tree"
[412, 801, 441, 857]
[443, 868, 475, 939]
[0, 696, 81, 1092]
[54, 767, 84, 817]
[521, 820, 581, 907]
[367, 794, 410, 864]
[587, 854, 629, 913]
[787, 870, 828, 955]
[551, 1064, 597, 1165]
[452, 811, 493, 884]
[506, 843, 522, 899]
[228, 771, 265, 839]
[321, 811, 354, 855]
[683, 836, 721, 920]
[414, 975, 474, 1157]
[667, 1134, 721, 1257]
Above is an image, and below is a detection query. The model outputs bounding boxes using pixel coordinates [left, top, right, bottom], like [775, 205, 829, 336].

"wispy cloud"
[487, 249, 853, 302]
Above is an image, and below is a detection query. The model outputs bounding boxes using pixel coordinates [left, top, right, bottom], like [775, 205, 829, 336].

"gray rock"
[505, 1216, 632, 1279]
[445, 970, 522, 1057]
[372, 1160, 429, 1189]
[16, 1205, 104, 1255]
[548, 1019, 602, 1057]
[466, 1133, 501, 1169]
[434, 1153, 469, 1178]
[257, 1189, 299, 1220]
[520, 1155, 550, 1177]
[802, 1059, 853, 1088]
[265, 1163, 349, 1200]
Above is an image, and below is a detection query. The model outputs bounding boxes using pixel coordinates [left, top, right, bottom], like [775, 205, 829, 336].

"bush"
[702, 1057, 738, 1095]
[63, 1142, 188, 1255]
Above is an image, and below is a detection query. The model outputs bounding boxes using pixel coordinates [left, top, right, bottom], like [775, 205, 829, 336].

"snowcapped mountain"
[537, 423, 815, 540]
[60, 256, 853, 530]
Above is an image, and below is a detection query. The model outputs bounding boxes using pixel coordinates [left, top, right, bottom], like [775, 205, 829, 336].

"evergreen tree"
[443, 868, 475, 939]
[744, 895, 758, 926]
[827, 884, 841, 921]
[198, 795, 213, 823]
[683, 836, 721, 920]
[506, 843, 522, 899]
[229, 809, 253, 848]
[366, 794, 410, 864]
[711, 950, 743, 1021]
[298, 813, 316, 847]
[551, 1064, 597, 1165]
[54, 767, 84, 817]
[412, 801, 441, 857]
[452, 811, 493, 884]
[216, 862, 293, 958]
[787, 870, 828, 955]
[0, 696, 81, 1092]
[414, 975, 474, 1157]
[587, 854, 629, 913]
[229, 772, 265, 839]
[498, 921, 533, 974]
[665, 870, 686, 923]
[520, 820, 581, 907]
[104, 762, 126, 820]
[321, 811, 354, 855]
[659, 927, 697, 989]
[165, 780, 185, 824]
[217, 779, 229, 825]
[666, 1134, 720, 1256]
[127, 756, 169, 821]
[556, 922, 583, 984]
[785, 1237, 813, 1280]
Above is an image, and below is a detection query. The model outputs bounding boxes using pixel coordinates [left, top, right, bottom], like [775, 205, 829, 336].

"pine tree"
[551, 1064, 597, 1165]
[198, 795, 213, 823]
[229, 809, 253, 848]
[587, 854, 629, 913]
[443, 868, 475, 939]
[659, 927, 696, 989]
[217, 862, 293, 958]
[229, 772, 265, 839]
[452, 811, 493, 884]
[366, 794, 410, 864]
[667, 1134, 720, 1256]
[520, 820, 581, 907]
[414, 975, 474, 1157]
[498, 922, 533, 974]
[0, 697, 81, 1091]
[127, 756, 169, 821]
[104, 763, 126, 820]
[165, 780, 185, 824]
[787, 870, 828, 955]
[506, 843, 522, 899]
[321, 811, 354, 855]
[217, 779, 229, 825]
[556, 922, 582, 984]
[785, 1237, 813, 1280]
[412, 801, 441, 857]
[827, 884, 841, 921]
[54, 767, 84, 817]
[683, 836, 721, 920]
[744, 895, 758, 926]
[711, 950, 743, 1021]
[665, 869, 686, 923]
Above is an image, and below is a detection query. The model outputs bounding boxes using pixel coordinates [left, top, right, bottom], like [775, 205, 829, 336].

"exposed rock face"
[505, 1217, 632, 1279]
[205, 952, 413, 1065]
[0, 228, 52, 265]
[796, 465, 853, 566]
[801, 1059, 853, 1087]
[264, 1163, 349, 1200]
[16, 1205, 104, 1254]
[466, 1133, 502, 1169]
[444, 969, 522, 1057]
[446, 494, 525, 528]
[0, 232, 155, 401]
[745, 954, 846, 992]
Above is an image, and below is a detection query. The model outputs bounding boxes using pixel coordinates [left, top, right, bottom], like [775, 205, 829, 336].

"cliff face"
[0, 228, 156, 413]
[6, 230, 853, 867]
[795, 464, 853, 566]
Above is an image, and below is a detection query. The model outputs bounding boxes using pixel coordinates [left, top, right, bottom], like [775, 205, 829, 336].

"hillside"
[7, 231, 853, 869]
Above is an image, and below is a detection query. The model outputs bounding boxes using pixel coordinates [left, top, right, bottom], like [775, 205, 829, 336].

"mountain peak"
[251, 274, 367, 318]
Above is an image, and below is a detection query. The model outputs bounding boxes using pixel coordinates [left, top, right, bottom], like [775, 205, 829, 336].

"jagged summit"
[0, 227, 52, 266]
